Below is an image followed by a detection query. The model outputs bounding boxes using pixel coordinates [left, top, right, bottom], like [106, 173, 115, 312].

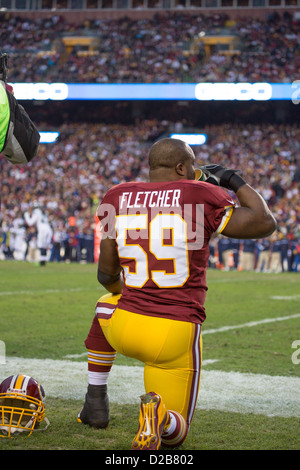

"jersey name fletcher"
[119, 189, 181, 210]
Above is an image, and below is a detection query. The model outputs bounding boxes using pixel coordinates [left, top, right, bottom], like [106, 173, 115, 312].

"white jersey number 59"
[115, 213, 189, 288]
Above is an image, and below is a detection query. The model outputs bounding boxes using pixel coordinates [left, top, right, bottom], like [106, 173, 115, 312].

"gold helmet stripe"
[14, 374, 26, 390]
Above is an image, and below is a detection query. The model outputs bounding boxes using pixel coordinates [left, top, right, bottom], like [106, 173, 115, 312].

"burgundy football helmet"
[0, 374, 49, 437]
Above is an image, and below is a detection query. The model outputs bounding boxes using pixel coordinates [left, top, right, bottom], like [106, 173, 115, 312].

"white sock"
[163, 411, 177, 436]
[88, 371, 109, 386]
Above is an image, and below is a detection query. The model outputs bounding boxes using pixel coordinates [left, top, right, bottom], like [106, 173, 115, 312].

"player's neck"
[149, 169, 184, 182]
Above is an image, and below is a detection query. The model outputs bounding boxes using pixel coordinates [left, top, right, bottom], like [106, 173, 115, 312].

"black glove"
[199, 164, 246, 192]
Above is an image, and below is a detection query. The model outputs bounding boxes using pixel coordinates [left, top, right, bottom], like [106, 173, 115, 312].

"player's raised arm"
[200, 164, 277, 239]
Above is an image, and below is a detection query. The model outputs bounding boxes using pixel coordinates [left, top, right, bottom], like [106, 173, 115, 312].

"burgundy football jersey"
[97, 180, 235, 324]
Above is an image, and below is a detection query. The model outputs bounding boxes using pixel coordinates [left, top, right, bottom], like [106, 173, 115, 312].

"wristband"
[227, 173, 246, 192]
[98, 270, 121, 286]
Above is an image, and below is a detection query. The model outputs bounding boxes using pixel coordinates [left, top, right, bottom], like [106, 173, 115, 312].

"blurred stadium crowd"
[0, 10, 299, 272]
[1, 10, 300, 84]
[1, 120, 300, 272]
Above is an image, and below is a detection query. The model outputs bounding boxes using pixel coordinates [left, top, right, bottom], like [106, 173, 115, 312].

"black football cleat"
[77, 384, 109, 429]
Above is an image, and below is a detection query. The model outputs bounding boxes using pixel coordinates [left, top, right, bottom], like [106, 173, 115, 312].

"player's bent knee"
[97, 293, 121, 305]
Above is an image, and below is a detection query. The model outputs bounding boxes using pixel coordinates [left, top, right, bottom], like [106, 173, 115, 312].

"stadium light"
[39, 132, 60, 143]
[170, 134, 207, 146]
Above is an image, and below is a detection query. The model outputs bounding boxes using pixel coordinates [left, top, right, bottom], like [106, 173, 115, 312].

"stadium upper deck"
[1, 10, 300, 83]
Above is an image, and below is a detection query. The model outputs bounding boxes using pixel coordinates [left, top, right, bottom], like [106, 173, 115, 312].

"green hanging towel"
[0, 81, 10, 154]
[0, 80, 40, 164]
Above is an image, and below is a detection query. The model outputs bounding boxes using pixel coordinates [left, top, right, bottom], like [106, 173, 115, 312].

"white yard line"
[208, 276, 297, 284]
[1, 357, 299, 418]
[202, 313, 300, 335]
[0, 287, 91, 296]
[270, 295, 300, 300]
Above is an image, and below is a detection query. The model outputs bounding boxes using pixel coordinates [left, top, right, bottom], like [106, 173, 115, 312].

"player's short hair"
[149, 138, 194, 171]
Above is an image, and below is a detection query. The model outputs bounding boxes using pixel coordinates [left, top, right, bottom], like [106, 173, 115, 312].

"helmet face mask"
[0, 374, 48, 438]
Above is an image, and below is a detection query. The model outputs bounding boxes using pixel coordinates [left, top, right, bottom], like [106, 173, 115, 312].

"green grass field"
[0, 260, 299, 452]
